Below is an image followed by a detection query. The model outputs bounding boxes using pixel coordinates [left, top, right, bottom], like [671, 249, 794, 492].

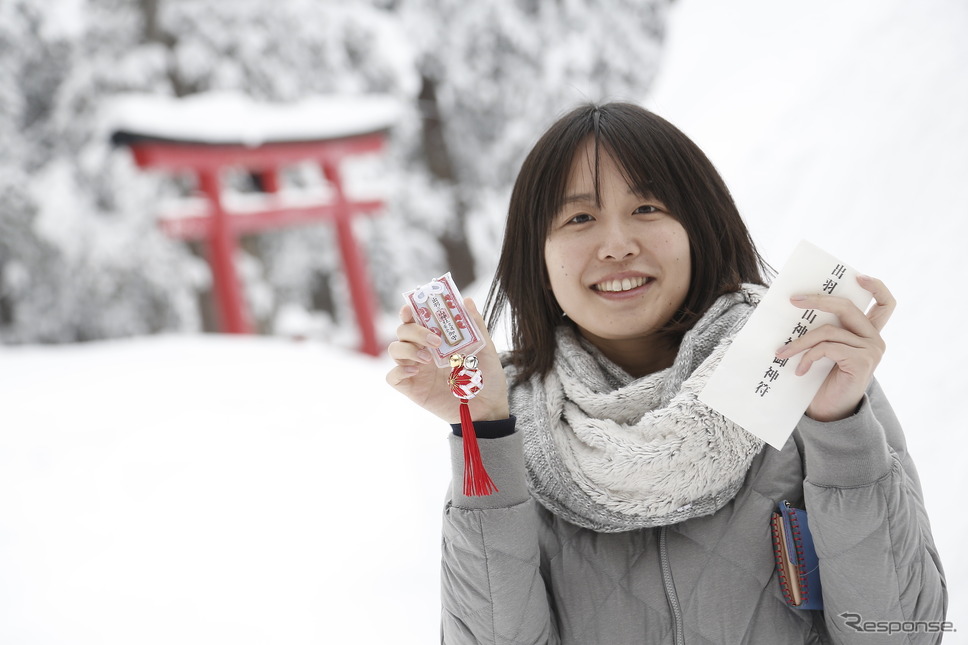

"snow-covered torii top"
[106, 91, 399, 354]
[106, 91, 400, 147]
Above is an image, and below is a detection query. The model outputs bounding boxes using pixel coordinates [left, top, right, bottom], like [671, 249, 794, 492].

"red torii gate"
[110, 93, 397, 356]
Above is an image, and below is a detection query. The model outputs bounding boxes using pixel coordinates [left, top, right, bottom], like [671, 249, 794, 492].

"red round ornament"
[449, 354, 497, 497]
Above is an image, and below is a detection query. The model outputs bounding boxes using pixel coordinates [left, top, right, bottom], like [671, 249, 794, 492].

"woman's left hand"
[775, 275, 896, 423]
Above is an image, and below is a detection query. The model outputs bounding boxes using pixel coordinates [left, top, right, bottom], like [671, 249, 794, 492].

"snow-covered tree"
[398, 0, 668, 286]
[0, 0, 669, 345]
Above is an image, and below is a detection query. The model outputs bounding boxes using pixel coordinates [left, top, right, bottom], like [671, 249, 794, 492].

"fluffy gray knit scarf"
[511, 285, 766, 533]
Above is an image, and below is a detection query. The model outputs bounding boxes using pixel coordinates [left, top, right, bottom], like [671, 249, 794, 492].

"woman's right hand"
[386, 297, 510, 424]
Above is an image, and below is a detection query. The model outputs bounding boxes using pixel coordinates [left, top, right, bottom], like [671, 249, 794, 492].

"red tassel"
[449, 355, 497, 497]
[459, 398, 498, 497]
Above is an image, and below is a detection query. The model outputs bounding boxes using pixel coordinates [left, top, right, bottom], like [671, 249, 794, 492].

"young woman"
[387, 103, 946, 644]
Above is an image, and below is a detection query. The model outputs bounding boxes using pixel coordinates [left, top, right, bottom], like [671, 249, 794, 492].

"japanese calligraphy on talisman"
[403, 272, 486, 368]
[699, 241, 873, 449]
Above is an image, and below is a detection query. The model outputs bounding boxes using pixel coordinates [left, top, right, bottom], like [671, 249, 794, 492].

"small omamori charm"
[449, 354, 497, 497]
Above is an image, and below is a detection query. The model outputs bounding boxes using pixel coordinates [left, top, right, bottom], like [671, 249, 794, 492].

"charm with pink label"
[403, 272, 485, 368]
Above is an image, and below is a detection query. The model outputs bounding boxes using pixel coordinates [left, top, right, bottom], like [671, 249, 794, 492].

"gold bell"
[450, 354, 465, 368]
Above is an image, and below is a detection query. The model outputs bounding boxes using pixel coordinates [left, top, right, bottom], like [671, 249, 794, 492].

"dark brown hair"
[484, 102, 770, 383]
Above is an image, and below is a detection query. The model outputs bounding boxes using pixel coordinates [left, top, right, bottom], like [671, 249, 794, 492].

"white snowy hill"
[1, 0, 966, 642]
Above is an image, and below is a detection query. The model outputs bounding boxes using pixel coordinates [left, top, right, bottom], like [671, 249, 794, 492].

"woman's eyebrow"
[632, 186, 658, 200]
[562, 188, 657, 205]
[561, 192, 596, 206]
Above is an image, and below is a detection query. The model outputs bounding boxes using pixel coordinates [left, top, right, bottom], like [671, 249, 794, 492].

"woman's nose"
[597, 219, 639, 260]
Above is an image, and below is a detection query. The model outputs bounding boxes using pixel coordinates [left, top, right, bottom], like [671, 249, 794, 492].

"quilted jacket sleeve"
[799, 380, 947, 643]
[440, 430, 558, 645]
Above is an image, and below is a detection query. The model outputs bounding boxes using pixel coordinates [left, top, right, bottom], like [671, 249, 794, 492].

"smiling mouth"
[592, 276, 652, 293]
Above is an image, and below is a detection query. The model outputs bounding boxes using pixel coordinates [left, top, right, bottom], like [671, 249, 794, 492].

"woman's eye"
[634, 205, 659, 215]
[568, 213, 594, 224]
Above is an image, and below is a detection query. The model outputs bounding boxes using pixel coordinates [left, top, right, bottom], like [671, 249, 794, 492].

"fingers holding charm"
[857, 274, 896, 332]
[778, 275, 896, 422]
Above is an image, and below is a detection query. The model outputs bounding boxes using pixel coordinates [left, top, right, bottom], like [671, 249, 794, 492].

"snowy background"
[2, 0, 967, 642]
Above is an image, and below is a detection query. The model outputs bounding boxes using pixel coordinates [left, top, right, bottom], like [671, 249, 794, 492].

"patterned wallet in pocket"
[770, 500, 823, 610]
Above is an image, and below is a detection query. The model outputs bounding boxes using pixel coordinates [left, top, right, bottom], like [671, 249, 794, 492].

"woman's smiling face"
[544, 139, 691, 370]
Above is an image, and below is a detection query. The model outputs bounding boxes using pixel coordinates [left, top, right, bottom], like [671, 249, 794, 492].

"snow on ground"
[0, 336, 448, 643]
[2, 0, 966, 642]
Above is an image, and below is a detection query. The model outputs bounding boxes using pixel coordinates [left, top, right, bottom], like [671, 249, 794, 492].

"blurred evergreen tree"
[0, 0, 669, 344]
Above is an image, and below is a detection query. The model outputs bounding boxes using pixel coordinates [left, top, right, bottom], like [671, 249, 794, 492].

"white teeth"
[596, 276, 647, 292]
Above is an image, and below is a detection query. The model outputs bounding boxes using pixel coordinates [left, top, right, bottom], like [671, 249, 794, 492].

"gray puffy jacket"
[440, 381, 947, 644]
